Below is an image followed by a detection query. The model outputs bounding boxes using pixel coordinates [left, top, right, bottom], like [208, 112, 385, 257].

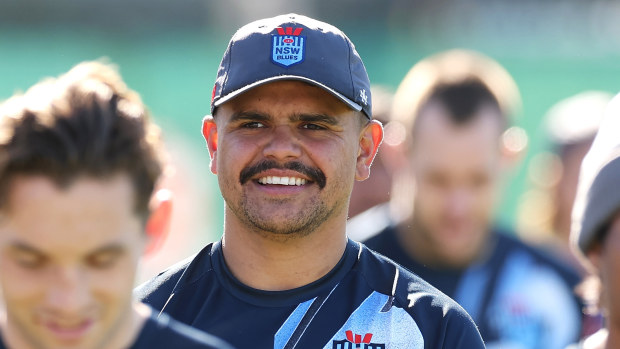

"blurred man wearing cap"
[136, 14, 484, 348]
[569, 92, 620, 349]
[353, 49, 583, 348]
[0, 61, 233, 349]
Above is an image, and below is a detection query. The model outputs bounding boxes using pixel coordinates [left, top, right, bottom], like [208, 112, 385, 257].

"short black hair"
[424, 79, 504, 127]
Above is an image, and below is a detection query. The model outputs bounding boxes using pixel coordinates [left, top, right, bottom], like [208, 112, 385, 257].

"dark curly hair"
[0, 60, 165, 220]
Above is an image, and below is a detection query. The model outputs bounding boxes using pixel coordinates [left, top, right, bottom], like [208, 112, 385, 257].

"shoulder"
[485, 231, 583, 346]
[135, 243, 216, 307]
[495, 230, 581, 286]
[355, 243, 485, 347]
[134, 310, 235, 349]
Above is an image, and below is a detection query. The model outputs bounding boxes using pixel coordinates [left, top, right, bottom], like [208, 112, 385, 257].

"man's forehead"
[217, 80, 358, 118]
[415, 101, 504, 136]
[228, 80, 341, 102]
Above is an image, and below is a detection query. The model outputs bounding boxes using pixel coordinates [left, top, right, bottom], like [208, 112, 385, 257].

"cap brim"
[213, 75, 364, 116]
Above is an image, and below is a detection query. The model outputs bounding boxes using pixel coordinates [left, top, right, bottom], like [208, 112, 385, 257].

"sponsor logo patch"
[332, 331, 385, 349]
[271, 27, 305, 67]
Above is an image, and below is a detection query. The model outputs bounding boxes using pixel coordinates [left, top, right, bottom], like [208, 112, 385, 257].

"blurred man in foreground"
[0, 61, 232, 349]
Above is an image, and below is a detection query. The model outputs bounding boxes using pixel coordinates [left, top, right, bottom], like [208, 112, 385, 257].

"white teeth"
[258, 176, 307, 186]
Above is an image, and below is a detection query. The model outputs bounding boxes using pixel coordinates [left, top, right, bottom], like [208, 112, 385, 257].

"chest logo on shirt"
[332, 330, 385, 349]
[271, 27, 305, 67]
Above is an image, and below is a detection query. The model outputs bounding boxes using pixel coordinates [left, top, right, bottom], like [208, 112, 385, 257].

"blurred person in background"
[137, 14, 485, 348]
[351, 49, 584, 348]
[569, 92, 620, 349]
[0, 61, 233, 349]
[517, 91, 613, 277]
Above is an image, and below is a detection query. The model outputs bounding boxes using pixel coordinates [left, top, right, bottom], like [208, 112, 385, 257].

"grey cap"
[210, 13, 372, 119]
[545, 91, 613, 146]
[572, 93, 620, 254]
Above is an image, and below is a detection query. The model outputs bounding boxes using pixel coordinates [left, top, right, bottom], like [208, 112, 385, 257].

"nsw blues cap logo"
[271, 27, 305, 67]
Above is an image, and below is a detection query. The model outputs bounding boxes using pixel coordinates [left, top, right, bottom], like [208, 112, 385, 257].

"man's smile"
[257, 176, 308, 186]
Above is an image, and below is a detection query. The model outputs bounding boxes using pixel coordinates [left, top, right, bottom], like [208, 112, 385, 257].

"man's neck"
[221, 217, 348, 291]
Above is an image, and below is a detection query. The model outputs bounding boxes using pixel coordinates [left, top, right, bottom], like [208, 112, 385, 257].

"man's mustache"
[240, 160, 326, 189]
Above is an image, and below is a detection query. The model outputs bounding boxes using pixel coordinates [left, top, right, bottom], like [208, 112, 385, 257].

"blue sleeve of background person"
[471, 233, 583, 349]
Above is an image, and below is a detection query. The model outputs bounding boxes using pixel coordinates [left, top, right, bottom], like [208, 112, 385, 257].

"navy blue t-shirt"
[362, 223, 584, 349]
[136, 239, 484, 348]
[0, 307, 233, 349]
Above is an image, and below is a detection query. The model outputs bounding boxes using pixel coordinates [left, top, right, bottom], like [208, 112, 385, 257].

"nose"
[445, 188, 473, 220]
[45, 266, 91, 314]
[263, 125, 302, 160]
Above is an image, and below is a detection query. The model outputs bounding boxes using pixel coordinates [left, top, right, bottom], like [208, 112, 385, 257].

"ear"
[355, 120, 384, 181]
[202, 115, 218, 174]
[143, 189, 173, 256]
[500, 126, 528, 171]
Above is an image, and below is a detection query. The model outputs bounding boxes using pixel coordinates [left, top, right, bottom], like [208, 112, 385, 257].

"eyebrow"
[7, 241, 126, 256]
[8, 241, 44, 255]
[292, 113, 340, 126]
[229, 111, 271, 123]
[229, 111, 340, 126]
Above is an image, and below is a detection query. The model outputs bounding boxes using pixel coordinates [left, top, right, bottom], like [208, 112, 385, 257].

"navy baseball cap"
[210, 13, 372, 119]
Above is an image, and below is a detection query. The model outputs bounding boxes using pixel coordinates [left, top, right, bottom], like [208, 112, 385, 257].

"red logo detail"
[283, 38, 294, 44]
[345, 330, 373, 344]
[211, 84, 217, 104]
[276, 27, 303, 36]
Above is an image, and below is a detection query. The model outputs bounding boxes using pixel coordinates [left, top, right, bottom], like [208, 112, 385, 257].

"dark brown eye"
[301, 123, 325, 130]
[242, 121, 266, 128]
[86, 251, 120, 269]
[15, 252, 47, 269]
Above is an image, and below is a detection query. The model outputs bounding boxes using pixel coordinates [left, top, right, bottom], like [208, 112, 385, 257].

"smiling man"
[0, 61, 232, 349]
[136, 13, 484, 348]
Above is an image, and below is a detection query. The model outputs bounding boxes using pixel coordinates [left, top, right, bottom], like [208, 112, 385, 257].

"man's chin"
[433, 233, 481, 267]
[247, 218, 316, 239]
[440, 239, 485, 267]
